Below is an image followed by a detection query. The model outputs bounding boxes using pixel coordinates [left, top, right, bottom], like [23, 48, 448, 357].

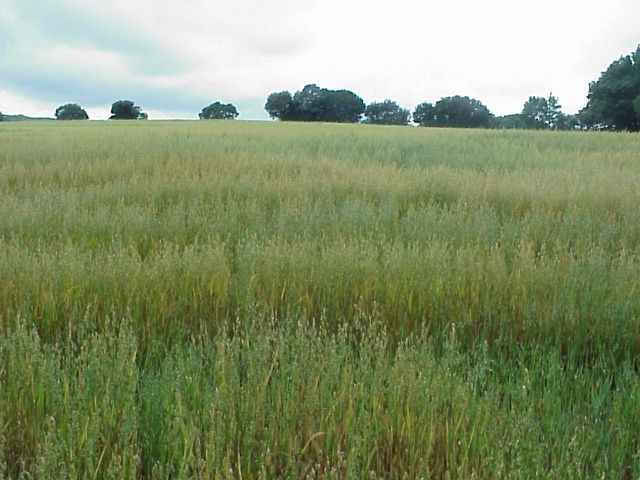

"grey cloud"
[1, 1, 205, 114]
[0, 0, 315, 118]
[174, 1, 318, 59]
[1, 60, 208, 114]
[4, 0, 193, 76]
[238, 31, 315, 57]
[1, 43, 270, 119]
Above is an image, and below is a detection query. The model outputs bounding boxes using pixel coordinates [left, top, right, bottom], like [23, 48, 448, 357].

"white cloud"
[0, 90, 55, 117]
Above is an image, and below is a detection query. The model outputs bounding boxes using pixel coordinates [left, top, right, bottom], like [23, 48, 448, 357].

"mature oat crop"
[1, 120, 640, 478]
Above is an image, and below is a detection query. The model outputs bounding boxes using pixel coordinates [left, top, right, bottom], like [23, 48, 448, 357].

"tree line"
[264, 43, 639, 131]
[262, 45, 639, 131]
[2, 45, 638, 131]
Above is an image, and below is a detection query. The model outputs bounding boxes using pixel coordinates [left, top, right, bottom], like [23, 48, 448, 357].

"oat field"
[1, 120, 640, 479]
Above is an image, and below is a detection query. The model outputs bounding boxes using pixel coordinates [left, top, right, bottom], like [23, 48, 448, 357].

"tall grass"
[1, 120, 640, 478]
[3, 319, 640, 479]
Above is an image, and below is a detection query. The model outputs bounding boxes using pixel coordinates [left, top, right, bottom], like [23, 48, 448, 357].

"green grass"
[1, 120, 640, 478]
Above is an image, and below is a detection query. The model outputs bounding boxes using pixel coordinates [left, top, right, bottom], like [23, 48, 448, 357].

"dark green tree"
[522, 94, 564, 129]
[292, 84, 326, 121]
[0, 112, 3, 122]
[522, 96, 547, 129]
[199, 102, 239, 120]
[110, 100, 146, 120]
[579, 45, 640, 131]
[493, 114, 527, 129]
[264, 85, 365, 123]
[320, 89, 365, 123]
[545, 94, 563, 129]
[554, 113, 580, 131]
[55, 103, 89, 120]
[522, 96, 549, 129]
[265, 91, 294, 120]
[413, 102, 436, 126]
[364, 100, 411, 125]
[414, 96, 493, 128]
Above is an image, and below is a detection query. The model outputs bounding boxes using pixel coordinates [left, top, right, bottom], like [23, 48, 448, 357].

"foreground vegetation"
[1, 120, 640, 478]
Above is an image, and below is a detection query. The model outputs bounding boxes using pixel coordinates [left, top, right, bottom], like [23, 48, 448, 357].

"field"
[1, 120, 640, 479]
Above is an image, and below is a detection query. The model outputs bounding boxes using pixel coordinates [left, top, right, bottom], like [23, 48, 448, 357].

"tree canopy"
[364, 100, 411, 125]
[521, 94, 563, 129]
[265, 91, 294, 120]
[55, 104, 89, 121]
[110, 100, 146, 120]
[521, 97, 548, 129]
[200, 102, 239, 120]
[493, 114, 528, 129]
[265, 84, 365, 123]
[579, 45, 640, 131]
[413, 103, 435, 126]
[495, 96, 577, 131]
[634, 95, 640, 117]
[413, 96, 493, 128]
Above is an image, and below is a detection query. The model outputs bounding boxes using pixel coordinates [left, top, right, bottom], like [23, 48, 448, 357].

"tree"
[579, 45, 640, 131]
[292, 84, 326, 121]
[414, 96, 493, 128]
[110, 100, 146, 120]
[522, 96, 548, 129]
[545, 95, 563, 128]
[554, 113, 580, 131]
[264, 84, 365, 123]
[55, 103, 89, 120]
[634, 95, 640, 122]
[522, 93, 575, 130]
[522, 94, 564, 129]
[364, 100, 411, 125]
[0, 112, 3, 122]
[493, 114, 527, 129]
[413, 102, 436, 126]
[265, 91, 294, 120]
[320, 89, 365, 123]
[200, 102, 239, 120]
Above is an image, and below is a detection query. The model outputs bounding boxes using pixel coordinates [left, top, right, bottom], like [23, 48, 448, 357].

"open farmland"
[2, 120, 640, 478]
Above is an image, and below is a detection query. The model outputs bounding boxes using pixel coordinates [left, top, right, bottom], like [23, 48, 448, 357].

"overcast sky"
[1, 0, 639, 120]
